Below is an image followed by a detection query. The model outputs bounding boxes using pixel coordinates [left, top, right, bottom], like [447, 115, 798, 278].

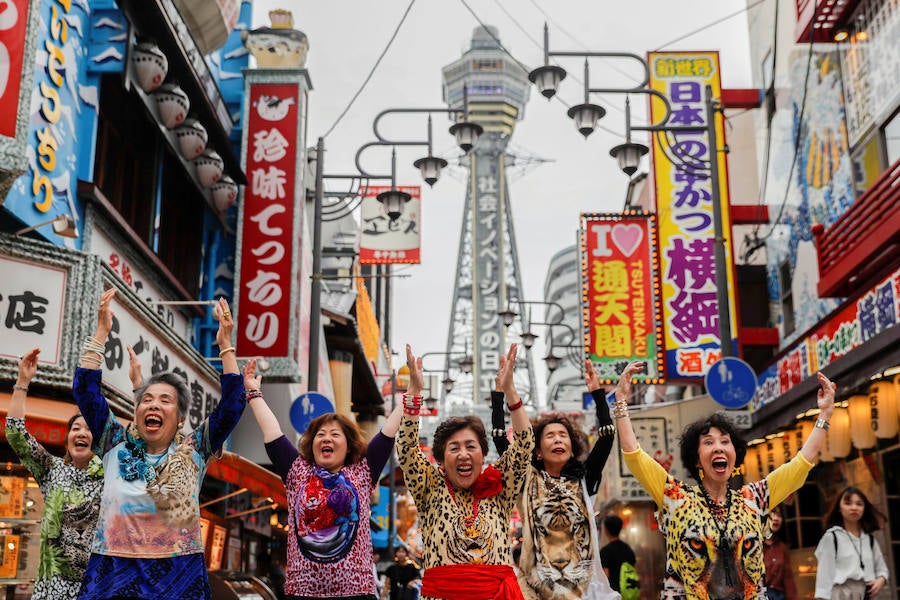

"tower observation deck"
[438, 26, 537, 423]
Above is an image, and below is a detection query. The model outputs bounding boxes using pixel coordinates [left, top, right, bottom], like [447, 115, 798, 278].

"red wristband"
[507, 399, 523, 411]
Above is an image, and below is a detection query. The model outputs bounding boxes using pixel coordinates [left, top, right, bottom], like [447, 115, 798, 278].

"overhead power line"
[321, 0, 417, 139]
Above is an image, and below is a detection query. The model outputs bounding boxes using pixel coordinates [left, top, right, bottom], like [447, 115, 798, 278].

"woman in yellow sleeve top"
[607, 361, 835, 600]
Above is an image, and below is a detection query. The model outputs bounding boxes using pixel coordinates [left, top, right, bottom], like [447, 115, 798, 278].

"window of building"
[779, 259, 795, 335]
[93, 73, 205, 297]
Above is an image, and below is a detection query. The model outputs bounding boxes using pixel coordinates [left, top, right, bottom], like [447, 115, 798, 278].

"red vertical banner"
[0, 0, 30, 137]
[580, 212, 665, 384]
[236, 83, 299, 357]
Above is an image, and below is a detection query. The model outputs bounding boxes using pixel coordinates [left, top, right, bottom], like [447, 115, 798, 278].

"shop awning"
[206, 450, 287, 508]
[0, 393, 79, 448]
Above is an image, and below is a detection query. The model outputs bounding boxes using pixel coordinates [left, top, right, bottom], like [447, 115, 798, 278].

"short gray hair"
[134, 372, 190, 417]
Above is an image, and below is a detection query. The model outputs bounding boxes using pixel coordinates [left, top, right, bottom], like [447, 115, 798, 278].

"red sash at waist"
[421, 563, 524, 600]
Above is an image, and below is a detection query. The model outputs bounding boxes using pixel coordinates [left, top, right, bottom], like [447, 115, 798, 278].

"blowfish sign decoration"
[580, 212, 664, 384]
[236, 84, 299, 357]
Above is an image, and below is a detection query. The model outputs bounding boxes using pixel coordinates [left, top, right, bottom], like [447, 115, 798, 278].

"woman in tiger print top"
[397, 344, 533, 600]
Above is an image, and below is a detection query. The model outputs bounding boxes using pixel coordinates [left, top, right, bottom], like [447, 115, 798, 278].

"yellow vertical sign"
[648, 51, 737, 379]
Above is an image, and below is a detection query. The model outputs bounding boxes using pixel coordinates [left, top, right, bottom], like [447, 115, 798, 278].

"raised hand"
[127, 345, 144, 389]
[495, 344, 518, 395]
[406, 345, 424, 396]
[816, 372, 836, 420]
[213, 297, 234, 349]
[584, 359, 602, 392]
[243, 358, 262, 392]
[96, 288, 117, 339]
[615, 361, 644, 403]
[17, 348, 40, 385]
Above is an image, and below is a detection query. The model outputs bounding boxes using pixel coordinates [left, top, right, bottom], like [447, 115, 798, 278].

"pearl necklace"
[541, 470, 575, 497]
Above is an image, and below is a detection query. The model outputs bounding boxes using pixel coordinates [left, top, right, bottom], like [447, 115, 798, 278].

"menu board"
[0, 534, 20, 578]
[0, 477, 24, 519]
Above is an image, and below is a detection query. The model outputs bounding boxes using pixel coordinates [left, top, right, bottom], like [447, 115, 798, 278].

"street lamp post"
[528, 25, 733, 357]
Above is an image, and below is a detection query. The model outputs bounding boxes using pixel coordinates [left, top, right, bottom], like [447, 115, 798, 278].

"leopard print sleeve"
[396, 414, 435, 509]
[495, 427, 534, 505]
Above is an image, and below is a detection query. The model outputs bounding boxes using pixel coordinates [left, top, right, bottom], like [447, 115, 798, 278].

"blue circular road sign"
[705, 357, 757, 409]
[290, 392, 335, 434]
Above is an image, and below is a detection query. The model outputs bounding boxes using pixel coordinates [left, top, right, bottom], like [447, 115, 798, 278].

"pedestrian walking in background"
[383, 546, 421, 600]
[599, 515, 637, 595]
[814, 487, 889, 600]
[763, 505, 797, 600]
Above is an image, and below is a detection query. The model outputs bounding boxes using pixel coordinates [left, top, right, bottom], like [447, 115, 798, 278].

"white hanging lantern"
[175, 118, 208, 160]
[132, 42, 168, 93]
[848, 394, 877, 449]
[870, 380, 899, 439]
[828, 407, 852, 459]
[743, 444, 763, 482]
[789, 420, 815, 459]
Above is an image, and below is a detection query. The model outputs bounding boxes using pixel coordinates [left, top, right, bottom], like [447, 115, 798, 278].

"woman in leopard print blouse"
[397, 344, 534, 600]
[6, 348, 104, 600]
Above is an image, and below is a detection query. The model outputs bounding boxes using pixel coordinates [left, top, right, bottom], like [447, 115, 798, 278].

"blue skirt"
[77, 553, 211, 600]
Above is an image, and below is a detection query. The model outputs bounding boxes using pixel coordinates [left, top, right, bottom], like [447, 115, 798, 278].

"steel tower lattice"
[439, 25, 536, 425]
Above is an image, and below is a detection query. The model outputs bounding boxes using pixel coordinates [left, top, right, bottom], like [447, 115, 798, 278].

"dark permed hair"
[298, 413, 368, 467]
[680, 412, 747, 482]
[134, 372, 191, 418]
[531, 413, 588, 470]
[823, 486, 884, 534]
[432, 416, 488, 463]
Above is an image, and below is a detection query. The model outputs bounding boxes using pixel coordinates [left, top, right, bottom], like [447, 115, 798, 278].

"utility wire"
[320, 0, 416, 139]
[653, 0, 769, 50]
[459, 0, 623, 138]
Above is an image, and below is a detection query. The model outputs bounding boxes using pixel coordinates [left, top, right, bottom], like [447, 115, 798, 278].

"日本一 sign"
[648, 51, 738, 380]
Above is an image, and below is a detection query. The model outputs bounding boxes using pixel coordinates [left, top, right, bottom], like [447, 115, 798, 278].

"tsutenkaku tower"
[440, 25, 536, 418]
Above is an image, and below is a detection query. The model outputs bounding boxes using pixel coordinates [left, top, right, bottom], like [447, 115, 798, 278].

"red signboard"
[0, 0, 30, 137]
[237, 83, 299, 357]
[581, 212, 664, 384]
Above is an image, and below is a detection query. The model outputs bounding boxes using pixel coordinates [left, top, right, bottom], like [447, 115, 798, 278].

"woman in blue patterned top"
[6, 348, 104, 599]
[73, 288, 246, 600]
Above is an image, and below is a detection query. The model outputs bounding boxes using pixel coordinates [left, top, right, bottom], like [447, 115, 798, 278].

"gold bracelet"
[613, 399, 630, 419]
[218, 346, 236, 358]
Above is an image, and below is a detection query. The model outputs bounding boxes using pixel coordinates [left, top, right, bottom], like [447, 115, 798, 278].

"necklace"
[699, 485, 731, 523]
[843, 528, 866, 570]
[445, 477, 484, 540]
[541, 470, 575, 497]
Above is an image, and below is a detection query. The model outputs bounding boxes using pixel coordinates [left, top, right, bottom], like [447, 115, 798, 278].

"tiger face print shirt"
[517, 467, 594, 600]
[396, 415, 534, 579]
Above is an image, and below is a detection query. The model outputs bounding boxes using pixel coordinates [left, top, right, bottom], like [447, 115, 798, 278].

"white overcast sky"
[250, 0, 754, 400]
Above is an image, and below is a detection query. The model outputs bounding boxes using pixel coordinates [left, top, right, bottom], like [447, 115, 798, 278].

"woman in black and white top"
[814, 486, 889, 600]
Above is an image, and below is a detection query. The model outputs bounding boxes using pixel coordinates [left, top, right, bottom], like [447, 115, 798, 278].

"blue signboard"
[290, 392, 335, 434]
[705, 357, 757, 409]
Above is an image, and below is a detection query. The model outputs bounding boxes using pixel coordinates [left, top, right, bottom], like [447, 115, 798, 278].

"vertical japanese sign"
[648, 51, 737, 380]
[0, 0, 29, 137]
[237, 83, 298, 357]
[473, 154, 505, 402]
[359, 185, 421, 264]
[580, 212, 664, 384]
[0, 255, 66, 364]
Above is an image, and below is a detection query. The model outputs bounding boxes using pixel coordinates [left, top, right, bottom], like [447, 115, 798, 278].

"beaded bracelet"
[13, 384, 28, 393]
[403, 393, 423, 407]
[613, 398, 630, 419]
[246, 390, 264, 402]
[507, 399, 523, 412]
[490, 428, 507, 438]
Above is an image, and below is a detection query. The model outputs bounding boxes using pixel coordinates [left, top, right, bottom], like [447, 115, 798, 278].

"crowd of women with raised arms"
[5, 284, 886, 600]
